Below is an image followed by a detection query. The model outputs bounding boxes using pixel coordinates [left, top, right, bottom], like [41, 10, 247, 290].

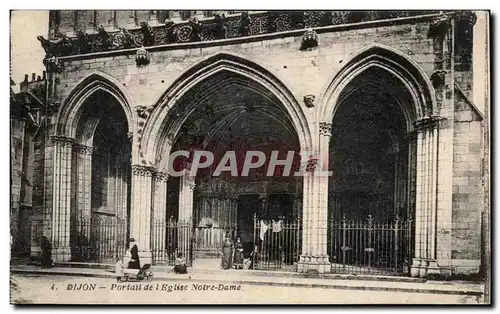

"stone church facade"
[15, 10, 489, 278]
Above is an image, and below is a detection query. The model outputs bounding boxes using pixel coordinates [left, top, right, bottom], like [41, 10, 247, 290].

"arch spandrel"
[317, 43, 437, 126]
[140, 51, 313, 171]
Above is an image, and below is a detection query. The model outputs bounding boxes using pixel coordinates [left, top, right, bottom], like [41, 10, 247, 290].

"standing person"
[220, 233, 233, 270]
[173, 252, 187, 274]
[40, 236, 53, 268]
[128, 238, 141, 269]
[233, 237, 244, 269]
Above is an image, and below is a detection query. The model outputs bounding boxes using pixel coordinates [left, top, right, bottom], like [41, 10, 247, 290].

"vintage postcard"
[9, 9, 490, 305]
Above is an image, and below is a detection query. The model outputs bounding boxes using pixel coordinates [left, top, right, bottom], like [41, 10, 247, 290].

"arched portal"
[320, 45, 439, 277]
[51, 73, 134, 263]
[145, 53, 309, 269]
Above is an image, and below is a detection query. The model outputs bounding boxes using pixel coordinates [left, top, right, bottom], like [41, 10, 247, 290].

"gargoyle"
[239, 11, 252, 36]
[97, 25, 111, 50]
[75, 29, 91, 54]
[213, 13, 227, 40]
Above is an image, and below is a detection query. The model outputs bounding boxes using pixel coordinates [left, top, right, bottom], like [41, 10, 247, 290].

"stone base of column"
[139, 250, 153, 265]
[52, 247, 71, 262]
[297, 254, 331, 274]
[411, 259, 443, 278]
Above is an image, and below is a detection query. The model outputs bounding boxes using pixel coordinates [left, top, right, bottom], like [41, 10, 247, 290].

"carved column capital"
[51, 135, 76, 146]
[153, 171, 169, 182]
[319, 122, 332, 137]
[414, 115, 443, 131]
[74, 144, 93, 155]
[131, 164, 154, 177]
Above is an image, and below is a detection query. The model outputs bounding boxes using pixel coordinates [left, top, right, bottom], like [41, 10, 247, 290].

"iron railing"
[328, 215, 413, 276]
[70, 217, 128, 264]
[252, 216, 302, 271]
[192, 225, 238, 259]
[151, 219, 193, 266]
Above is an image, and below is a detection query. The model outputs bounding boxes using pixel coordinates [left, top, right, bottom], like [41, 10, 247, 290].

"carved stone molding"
[319, 122, 332, 137]
[414, 115, 442, 131]
[43, 56, 63, 73]
[131, 164, 154, 177]
[300, 28, 319, 50]
[51, 135, 76, 146]
[75, 144, 93, 155]
[153, 171, 169, 182]
[304, 94, 315, 108]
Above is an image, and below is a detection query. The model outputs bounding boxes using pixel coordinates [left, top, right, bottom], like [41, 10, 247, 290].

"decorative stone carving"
[96, 25, 111, 51]
[135, 46, 150, 66]
[46, 95, 62, 114]
[303, 94, 315, 108]
[51, 135, 76, 145]
[37, 33, 71, 58]
[132, 164, 154, 177]
[139, 22, 155, 47]
[75, 29, 91, 54]
[319, 122, 332, 137]
[414, 115, 442, 131]
[113, 28, 136, 49]
[430, 70, 446, 90]
[213, 13, 227, 40]
[175, 17, 201, 43]
[154, 171, 169, 182]
[300, 28, 319, 51]
[43, 56, 63, 73]
[305, 157, 319, 172]
[75, 144, 93, 155]
[239, 11, 252, 36]
[427, 12, 451, 40]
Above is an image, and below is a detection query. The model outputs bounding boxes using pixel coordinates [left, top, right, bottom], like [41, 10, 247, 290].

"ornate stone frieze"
[319, 122, 332, 137]
[303, 94, 315, 108]
[41, 11, 445, 57]
[153, 171, 169, 182]
[132, 164, 154, 177]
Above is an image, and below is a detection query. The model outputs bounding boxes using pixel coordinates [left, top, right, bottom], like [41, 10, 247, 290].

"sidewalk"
[11, 264, 484, 297]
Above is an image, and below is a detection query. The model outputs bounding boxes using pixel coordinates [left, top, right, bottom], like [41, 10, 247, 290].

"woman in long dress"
[233, 237, 244, 269]
[220, 234, 233, 269]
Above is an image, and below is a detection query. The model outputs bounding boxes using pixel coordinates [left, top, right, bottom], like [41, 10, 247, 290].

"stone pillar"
[75, 145, 93, 221]
[152, 171, 168, 257]
[130, 165, 153, 264]
[411, 117, 440, 277]
[51, 136, 75, 262]
[298, 123, 332, 274]
[178, 170, 195, 260]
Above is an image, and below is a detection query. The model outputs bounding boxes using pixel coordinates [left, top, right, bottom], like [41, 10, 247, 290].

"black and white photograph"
[8, 7, 491, 305]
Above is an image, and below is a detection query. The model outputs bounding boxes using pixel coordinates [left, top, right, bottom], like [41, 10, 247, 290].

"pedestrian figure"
[233, 237, 244, 269]
[220, 233, 233, 269]
[40, 236, 53, 268]
[128, 238, 141, 269]
[173, 252, 187, 274]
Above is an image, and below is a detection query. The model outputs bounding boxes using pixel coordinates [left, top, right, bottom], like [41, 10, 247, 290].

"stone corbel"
[43, 56, 63, 74]
[414, 115, 443, 131]
[303, 94, 315, 108]
[135, 46, 150, 66]
[300, 28, 319, 51]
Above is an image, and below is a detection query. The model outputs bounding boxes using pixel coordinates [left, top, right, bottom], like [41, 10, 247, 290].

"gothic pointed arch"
[140, 51, 312, 169]
[57, 71, 136, 142]
[318, 43, 437, 128]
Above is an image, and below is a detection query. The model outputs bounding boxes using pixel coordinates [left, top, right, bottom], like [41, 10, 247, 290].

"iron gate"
[329, 215, 413, 276]
[151, 219, 193, 266]
[252, 216, 302, 271]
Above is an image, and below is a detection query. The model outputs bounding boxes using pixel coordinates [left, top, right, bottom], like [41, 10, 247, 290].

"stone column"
[75, 145, 93, 221]
[411, 117, 440, 277]
[51, 136, 75, 262]
[178, 170, 195, 260]
[130, 164, 153, 264]
[151, 171, 168, 258]
[298, 122, 332, 274]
